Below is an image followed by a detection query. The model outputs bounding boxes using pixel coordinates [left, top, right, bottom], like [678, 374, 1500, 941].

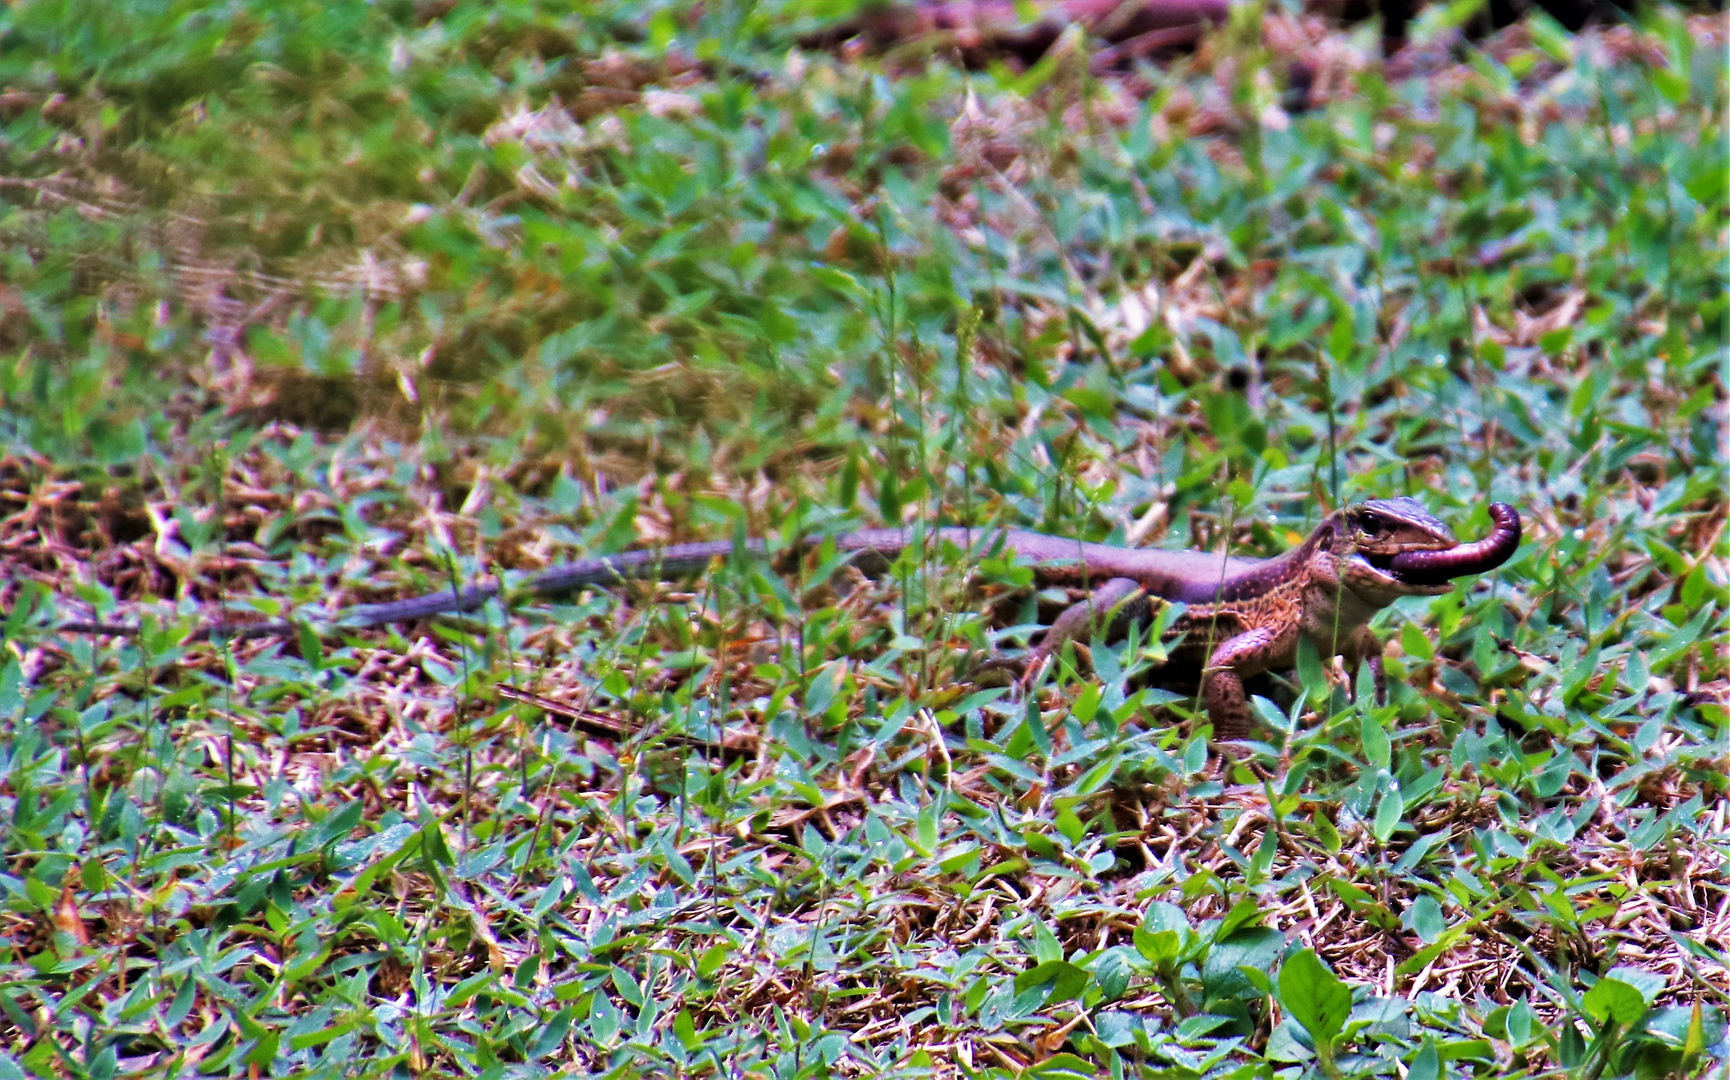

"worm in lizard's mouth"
[1386, 504, 1523, 585]
[1360, 551, 1416, 578]
[1355, 549, 1456, 591]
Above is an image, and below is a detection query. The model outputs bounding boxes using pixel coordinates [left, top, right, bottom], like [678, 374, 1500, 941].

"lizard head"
[1324, 497, 1459, 599]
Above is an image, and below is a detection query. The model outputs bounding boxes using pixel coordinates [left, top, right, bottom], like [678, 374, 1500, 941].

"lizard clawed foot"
[970, 644, 1059, 697]
[1212, 742, 1274, 784]
[1015, 651, 1053, 697]
[970, 653, 1021, 676]
[969, 654, 1027, 691]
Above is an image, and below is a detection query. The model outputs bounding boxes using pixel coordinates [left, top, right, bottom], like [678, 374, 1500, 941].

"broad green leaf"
[1360, 713, 1391, 771]
[1582, 977, 1648, 1026]
[1279, 948, 1353, 1045]
[1013, 960, 1091, 1004]
[1093, 947, 1136, 1002]
[1203, 927, 1284, 1002]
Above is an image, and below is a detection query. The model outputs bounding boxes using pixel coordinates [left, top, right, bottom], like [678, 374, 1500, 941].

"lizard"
[46, 498, 1521, 742]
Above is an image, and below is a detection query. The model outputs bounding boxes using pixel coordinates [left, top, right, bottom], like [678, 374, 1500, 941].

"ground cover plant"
[0, 0, 1726, 1076]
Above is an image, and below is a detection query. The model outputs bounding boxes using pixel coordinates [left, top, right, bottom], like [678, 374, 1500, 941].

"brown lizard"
[50, 498, 1520, 742]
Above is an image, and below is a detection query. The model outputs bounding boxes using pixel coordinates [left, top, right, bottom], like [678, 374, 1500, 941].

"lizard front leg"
[1018, 577, 1148, 689]
[1202, 621, 1301, 742]
[1340, 625, 1387, 705]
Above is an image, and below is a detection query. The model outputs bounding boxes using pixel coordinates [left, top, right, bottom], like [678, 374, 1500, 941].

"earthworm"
[1389, 503, 1521, 584]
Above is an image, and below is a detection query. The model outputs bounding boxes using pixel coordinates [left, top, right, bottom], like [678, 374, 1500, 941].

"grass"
[0, 0, 1726, 1076]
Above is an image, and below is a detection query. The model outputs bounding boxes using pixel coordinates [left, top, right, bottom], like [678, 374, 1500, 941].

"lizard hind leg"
[1017, 577, 1147, 691]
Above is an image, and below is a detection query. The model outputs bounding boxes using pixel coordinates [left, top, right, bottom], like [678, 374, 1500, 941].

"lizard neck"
[1180, 514, 1340, 604]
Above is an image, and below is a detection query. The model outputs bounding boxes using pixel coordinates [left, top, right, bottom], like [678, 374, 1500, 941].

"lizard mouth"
[1355, 550, 1454, 591]
[1359, 551, 1420, 579]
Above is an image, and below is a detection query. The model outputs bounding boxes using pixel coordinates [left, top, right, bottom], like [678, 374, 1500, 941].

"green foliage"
[1, 0, 1726, 1076]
